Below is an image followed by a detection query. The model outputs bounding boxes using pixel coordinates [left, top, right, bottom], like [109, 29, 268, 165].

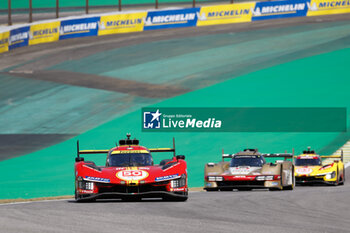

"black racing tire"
[332, 166, 340, 186]
[205, 188, 219, 192]
[339, 167, 345, 185]
[220, 187, 233, 191]
[75, 188, 96, 202]
[75, 194, 96, 202]
[163, 192, 188, 202]
[269, 188, 282, 191]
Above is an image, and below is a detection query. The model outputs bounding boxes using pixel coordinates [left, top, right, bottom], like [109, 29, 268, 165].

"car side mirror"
[75, 157, 84, 162]
[176, 155, 185, 160]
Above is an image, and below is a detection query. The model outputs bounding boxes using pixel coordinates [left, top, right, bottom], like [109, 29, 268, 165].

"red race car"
[74, 134, 188, 202]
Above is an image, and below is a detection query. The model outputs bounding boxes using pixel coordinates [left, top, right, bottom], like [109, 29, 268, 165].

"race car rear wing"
[320, 150, 343, 162]
[293, 150, 344, 162]
[76, 137, 177, 162]
[262, 153, 294, 159]
[221, 149, 294, 162]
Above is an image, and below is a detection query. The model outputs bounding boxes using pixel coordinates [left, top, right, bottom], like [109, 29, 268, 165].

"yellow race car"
[294, 147, 345, 185]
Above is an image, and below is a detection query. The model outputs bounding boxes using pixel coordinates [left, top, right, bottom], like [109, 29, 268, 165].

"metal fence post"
[119, 0, 122, 11]
[155, 0, 158, 9]
[56, 0, 59, 18]
[193, 0, 195, 8]
[8, 0, 12, 26]
[29, 0, 33, 23]
[231, 0, 234, 3]
[86, 0, 89, 14]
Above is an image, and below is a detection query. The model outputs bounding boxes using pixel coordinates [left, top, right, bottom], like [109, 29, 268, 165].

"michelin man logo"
[251, 7, 262, 16]
[307, 2, 318, 11]
[143, 109, 162, 129]
[196, 12, 207, 21]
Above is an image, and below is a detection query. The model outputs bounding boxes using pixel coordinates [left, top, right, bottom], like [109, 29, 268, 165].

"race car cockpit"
[230, 155, 266, 167]
[109, 153, 154, 167]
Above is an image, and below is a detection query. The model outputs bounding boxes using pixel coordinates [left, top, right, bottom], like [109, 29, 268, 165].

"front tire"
[163, 192, 188, 201]
[205, 188, 219, 192]
[339, 167, 345, 185]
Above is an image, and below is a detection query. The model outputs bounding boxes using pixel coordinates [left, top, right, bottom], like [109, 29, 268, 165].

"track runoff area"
[0, 11, 350, 232]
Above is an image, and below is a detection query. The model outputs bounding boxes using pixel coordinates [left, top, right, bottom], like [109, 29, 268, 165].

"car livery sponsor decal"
[144, 8, 200, 30]
[85, 176, 110, 183]
[9, 26, 30, 50]
[230, 167, 260, 175]
[116, 170, 149, 181]
[171, 187, 186, 191]
[155, 174, 179, 181]
[59, 17, 100, 40]
[112, 150, 149, 154]
[296, 167, 313, 174]
[252, 0, 309, 21]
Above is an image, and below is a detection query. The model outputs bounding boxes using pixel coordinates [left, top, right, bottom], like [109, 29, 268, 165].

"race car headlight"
[256, 176, 276, 181]
[325, 171, 336, 179]
[171, 175, 186, 188]
[78, 180, 94, 190]
[207, 176, 223, 182]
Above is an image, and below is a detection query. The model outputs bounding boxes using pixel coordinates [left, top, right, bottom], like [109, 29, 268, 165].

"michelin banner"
[9, 26, 30, 50]
[252, 0, 309, 21]
[144, 8, 200, 30]
[59, 17, 100, 40]
[0, 31, 9, 53]
[197, 3, 254, 26]
[29, 22, 60, 45]
[307, 0, 350, 16]
[98, 12, 147, 36]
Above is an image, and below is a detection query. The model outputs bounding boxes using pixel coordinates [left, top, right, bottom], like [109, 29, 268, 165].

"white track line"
[0, 198, 71, 206]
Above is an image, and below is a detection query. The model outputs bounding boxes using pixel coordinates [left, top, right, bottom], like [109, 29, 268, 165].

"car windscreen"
[295, 158, 321, 166]
[109, 153, 153, 167]
[230, 156, 265, 167]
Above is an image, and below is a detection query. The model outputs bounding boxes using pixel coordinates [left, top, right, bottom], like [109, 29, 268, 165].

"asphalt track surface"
[0, 168, 349, 233]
